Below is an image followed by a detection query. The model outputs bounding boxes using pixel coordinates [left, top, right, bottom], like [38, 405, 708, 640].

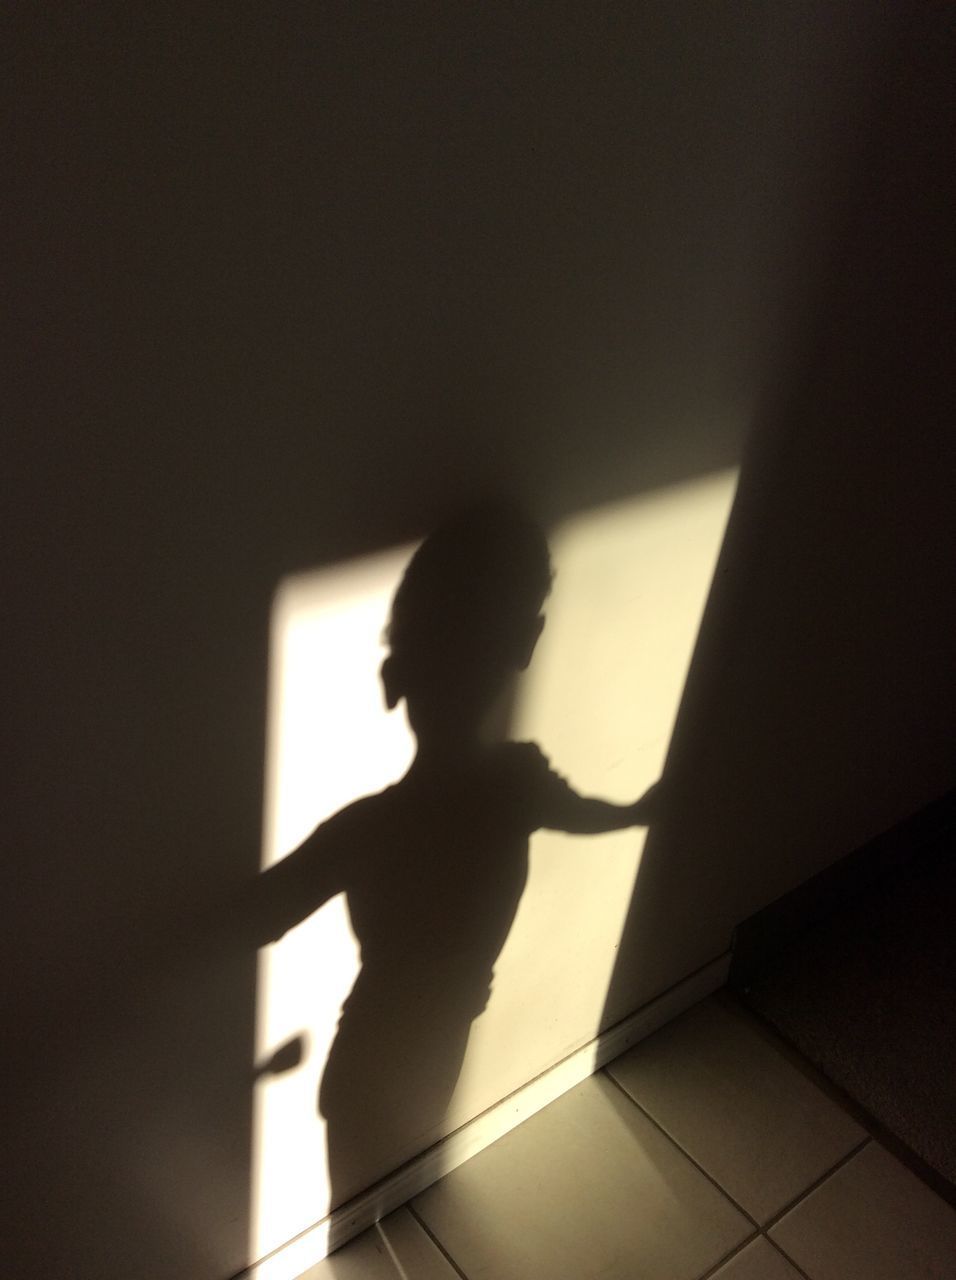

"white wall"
[603, 5, 956, 1024]
[4, 5, 923, 1277]
[251, 471, 738, 1258]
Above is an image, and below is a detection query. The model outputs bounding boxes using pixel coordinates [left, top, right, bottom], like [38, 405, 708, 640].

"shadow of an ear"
[254, 1034, 308, 1082]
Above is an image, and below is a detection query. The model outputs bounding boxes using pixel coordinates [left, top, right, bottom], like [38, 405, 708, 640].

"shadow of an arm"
[228, 815, 349, 949]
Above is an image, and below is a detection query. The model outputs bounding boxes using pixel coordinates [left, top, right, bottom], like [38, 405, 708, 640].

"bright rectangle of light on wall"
[251, 468, 738, 1269]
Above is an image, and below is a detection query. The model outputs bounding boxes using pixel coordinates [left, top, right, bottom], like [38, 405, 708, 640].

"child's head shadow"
[379, 501, 553, 753]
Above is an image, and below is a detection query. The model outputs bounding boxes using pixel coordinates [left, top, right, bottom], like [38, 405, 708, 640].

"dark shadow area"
[732, 790, 956, 1202]
[601, 0, 955, 1110]
[4, 6, 913, 1276]
[228, 504, 660, 1214]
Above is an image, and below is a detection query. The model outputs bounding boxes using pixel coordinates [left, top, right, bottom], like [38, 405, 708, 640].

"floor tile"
[769, 1141, 956, 1280]
[606, 996, 865, 1222]
[708, 1236, 804, 1280]
[298, 1207, 459, 1280]
[412, 1073, 750, 1280]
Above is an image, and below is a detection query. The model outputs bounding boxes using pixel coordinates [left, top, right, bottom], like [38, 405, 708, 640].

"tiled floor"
[301, 993, 956, 1280]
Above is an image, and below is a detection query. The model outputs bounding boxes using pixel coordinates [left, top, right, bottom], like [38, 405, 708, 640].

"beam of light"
[249, 469, 738, 1271]
[251, 545, 416, 1265]
[448, 469, 739, 1124]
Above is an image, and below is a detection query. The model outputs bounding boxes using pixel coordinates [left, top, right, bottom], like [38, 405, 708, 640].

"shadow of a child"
[239, 502, 661, 1216]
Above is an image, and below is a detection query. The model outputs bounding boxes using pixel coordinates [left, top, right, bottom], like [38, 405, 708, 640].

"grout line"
[761, 1135, 871, 1234]
[723, 991, 956, 1209]
[396, 1044, 863, 1280]
[375, 1220, 412, 1280]
[691, 1227, 815, 1280]
[693, 1230, 760, 1280]
[405, 1203, 472, 1280]
[602, 1069, 761, 1230]
[236, 960, 728, 1279]
[763, 1233, 812, 1280]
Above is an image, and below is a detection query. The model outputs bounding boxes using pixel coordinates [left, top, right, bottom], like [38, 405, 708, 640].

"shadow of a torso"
[313, 747, 536, 1208]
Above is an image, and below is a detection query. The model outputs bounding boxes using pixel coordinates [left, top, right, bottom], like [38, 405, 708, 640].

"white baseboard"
[241, 953, 730, 1280]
